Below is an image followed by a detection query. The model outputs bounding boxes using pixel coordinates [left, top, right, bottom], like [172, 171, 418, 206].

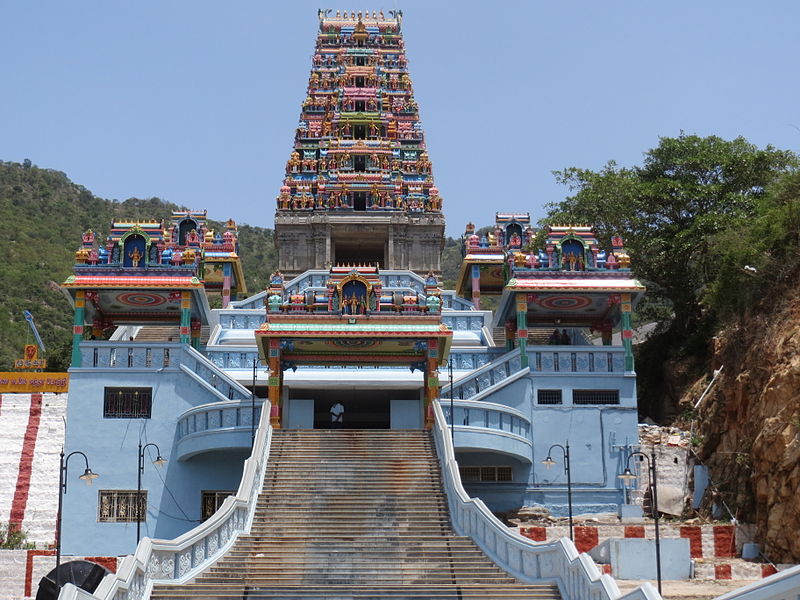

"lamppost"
[619, 451, 661, 594]
[56, 450, 99, 587]
[137, 442, 167, 544]
[252, 358, 257, 446]
[448, 358, 454, 447]
[541, 443, 573, 540]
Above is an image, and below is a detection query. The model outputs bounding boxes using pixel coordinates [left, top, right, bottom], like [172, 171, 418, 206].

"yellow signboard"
[0, 372, 69, 393]
[12, 345, 47, 370]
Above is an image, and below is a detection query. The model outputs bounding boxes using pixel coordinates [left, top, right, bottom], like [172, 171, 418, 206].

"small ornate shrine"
[256, 266, 451, 429]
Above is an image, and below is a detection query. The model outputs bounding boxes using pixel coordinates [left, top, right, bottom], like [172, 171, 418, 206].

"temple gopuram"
[273, 9, 444, 276]
[57, 13, 647, 590]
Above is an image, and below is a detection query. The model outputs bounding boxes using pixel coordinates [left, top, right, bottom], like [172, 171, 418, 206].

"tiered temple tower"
[274, 10, 445, 277]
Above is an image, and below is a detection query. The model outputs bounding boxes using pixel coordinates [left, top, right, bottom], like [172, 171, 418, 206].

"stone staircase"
[151, 429, 561, 599]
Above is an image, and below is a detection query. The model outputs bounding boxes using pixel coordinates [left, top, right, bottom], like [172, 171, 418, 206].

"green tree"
[546, 134, 797, 338]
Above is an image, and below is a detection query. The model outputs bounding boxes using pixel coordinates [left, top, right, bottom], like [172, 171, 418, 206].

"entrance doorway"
[288, 387, 420, 429]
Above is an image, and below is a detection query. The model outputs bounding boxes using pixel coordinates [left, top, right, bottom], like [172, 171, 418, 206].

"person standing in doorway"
[330, 401, 344, 428]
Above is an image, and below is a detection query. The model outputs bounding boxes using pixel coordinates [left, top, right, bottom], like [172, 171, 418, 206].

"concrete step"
[151, 429, 560, 599]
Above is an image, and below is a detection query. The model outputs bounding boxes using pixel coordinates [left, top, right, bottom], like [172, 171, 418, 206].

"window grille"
[201, 490, 236, 521]
[459, 466, 513, 482]
[103, 387, 152, 418]
[537, 389, 563, 405]
[573, 389, 620, 405]
[98, 490, 146, 523]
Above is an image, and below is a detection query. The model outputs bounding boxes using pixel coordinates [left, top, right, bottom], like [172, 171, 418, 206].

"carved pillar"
[516, 293, 529, 368]
[190, 319, 201, 350]
[471, 264, 481, 310]
[180, 291, 192, 344]
[268, 339, 282, 428]
[70, 290, 85, 368]
[621, 293, 634, 371]
[221, 263, 232, 308]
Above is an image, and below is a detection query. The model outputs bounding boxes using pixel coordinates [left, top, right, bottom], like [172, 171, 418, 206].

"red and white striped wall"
[0, 393, 67, 544]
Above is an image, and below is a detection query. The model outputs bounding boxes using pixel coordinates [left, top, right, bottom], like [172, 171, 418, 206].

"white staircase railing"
[58, 400, 273, 600]
[431, 400, 661, 600]
[440, 347, 523, 401]
[713, 565, 800, 600]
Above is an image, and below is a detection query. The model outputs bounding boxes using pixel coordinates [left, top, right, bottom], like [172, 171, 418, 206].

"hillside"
[0, 160, 276, 370]
[685, 270, 800, 563]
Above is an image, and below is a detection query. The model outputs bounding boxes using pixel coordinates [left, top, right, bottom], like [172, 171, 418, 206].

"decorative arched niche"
[120, 229, 150, 268]
[178, 219, 198, 246]
[559, 236, 586, 271]
[337, 274, 372, 315]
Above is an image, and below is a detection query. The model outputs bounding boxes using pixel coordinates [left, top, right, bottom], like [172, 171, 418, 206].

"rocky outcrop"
[693, 280, 800, 563]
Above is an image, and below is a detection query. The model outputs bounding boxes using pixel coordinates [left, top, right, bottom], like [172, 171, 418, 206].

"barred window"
[459, 466, 513, 483]
[573, 389, 620, 405]
[201, 490, 236, 521]
[104, 387, 152, 418]
[98, 490, 146, 523]
[537, 389, 563, 405]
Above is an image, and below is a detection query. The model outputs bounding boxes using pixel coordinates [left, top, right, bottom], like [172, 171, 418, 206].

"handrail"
[440, 348, 522, 400]
[431, 400, 661, 600]
[180, 345, 252, 402]
[59, 399, 273, 600]
[712, 564, 800, 600]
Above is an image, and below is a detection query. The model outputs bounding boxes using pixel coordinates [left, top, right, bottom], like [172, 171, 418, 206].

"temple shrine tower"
[274, 10, 445, 277]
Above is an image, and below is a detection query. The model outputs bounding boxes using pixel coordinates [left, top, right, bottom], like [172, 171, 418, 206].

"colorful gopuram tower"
[274, 9, 445, 277]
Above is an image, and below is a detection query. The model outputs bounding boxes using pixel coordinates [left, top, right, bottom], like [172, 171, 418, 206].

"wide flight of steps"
[152, 429, 561, 600]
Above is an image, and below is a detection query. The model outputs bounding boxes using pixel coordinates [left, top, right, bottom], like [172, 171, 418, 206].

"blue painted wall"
[62, 362, 249, 556]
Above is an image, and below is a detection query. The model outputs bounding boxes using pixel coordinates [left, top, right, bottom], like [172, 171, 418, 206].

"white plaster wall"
[0, 396, 30, 525]
[25, 394, 67, 543]
[0, 393, 66, 545]
[0, 550, 27, 600]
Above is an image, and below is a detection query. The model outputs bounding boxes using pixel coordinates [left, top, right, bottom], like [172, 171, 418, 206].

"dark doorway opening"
[290, 388, 418, 429]
[353, 191, 367, 211]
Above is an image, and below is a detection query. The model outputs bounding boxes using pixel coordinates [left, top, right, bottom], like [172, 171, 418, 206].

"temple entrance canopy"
[256, 267, 452, 429]
[492, 226, 645, 371]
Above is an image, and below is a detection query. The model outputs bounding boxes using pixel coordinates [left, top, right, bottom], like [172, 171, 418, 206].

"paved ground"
[616, 578, 759, 600]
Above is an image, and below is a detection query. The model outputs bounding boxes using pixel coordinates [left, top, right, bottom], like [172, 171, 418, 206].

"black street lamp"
[541, 443, 573, 540]
[448, 358, 454, 447]
[137, 442, 167, 544]
[56, 450, 99, 587]
[252, 357, 258, 446]
[619, 451, 661, 595]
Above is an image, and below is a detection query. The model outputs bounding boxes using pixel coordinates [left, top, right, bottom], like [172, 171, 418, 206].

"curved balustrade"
[59, 402, 273, 600]
[78, 342, 181, 370]
[182, 346, 252, 403]
[431, 401, 660, 600]
[218, 311, 266, 330]
[441, 400, 532, 462]
[176, 399, 264, 460]
[441, 348, 524, 401]
[529, 348, 626, 374]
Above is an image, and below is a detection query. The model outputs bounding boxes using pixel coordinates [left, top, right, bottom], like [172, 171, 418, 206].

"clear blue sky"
[2, 1, 799, 235]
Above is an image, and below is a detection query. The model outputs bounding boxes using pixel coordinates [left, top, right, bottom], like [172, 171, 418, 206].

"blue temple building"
[58, 10, 645, 561]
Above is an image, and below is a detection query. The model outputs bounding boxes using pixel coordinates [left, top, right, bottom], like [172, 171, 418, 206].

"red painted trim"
[574, 526, 599, 553]
[714, 525, 736, 558]
[520, 526, 547, 542]
[680, 525, 703, 558]
[624, 525, 645, 538]
[85, 556, 118, 573]
[25, 549, 55, 597]
[10, 393, 43, 530]
[714, 564, 732, 580]
[762, 564, 778, 578]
